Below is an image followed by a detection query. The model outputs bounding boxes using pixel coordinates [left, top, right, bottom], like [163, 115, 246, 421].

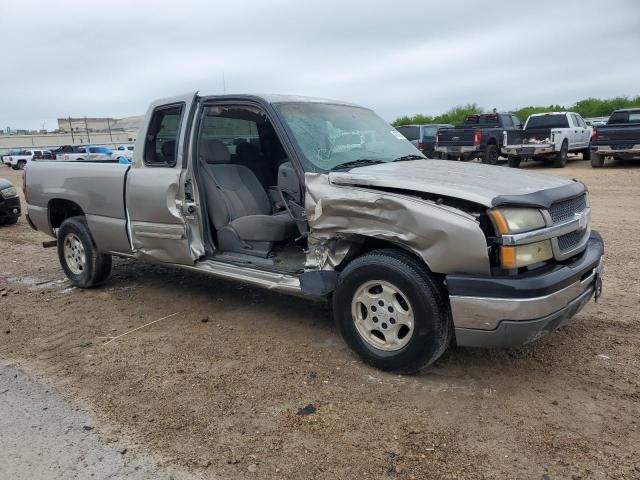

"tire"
[582, 143, 592, 160]
[4, 216, 19, 225]
[481, 144, 499, 165]
[507, 155, 522, 168]
[553, 141, 568, 168]
[591, 153, 605, 168]
[57, 216, 112, 288]
[332, 249, 451, 374]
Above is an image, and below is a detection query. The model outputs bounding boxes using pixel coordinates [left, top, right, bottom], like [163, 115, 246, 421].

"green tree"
[393, 96, 640, 126]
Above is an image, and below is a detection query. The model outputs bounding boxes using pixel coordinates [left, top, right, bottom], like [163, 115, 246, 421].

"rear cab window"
[144, 104, 184, 167]
[463, 114, 499, 126]
[525, 114, 569, 129]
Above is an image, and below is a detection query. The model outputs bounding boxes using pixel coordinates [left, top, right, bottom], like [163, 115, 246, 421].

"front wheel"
[333, 249, 451, 374]
[507, 155, 522, 168]
[57, 217, 112, 288]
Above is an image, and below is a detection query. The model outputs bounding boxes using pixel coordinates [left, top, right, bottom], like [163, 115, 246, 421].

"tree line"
[392, 95, 640, 126]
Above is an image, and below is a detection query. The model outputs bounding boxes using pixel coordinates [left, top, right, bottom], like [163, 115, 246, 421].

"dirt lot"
[1, 157, 639, 479]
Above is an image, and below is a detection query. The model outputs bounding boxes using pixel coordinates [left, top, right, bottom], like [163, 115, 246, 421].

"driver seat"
[200, 139, 298, 257]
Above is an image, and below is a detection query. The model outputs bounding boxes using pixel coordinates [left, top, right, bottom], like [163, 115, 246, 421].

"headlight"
[489, 207, 546, 234]
[500, 240, 553, 269]
[489, 208, 551, 269]
[1, 186, 17, 199]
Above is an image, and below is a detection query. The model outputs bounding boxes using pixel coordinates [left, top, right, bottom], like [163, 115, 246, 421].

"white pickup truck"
[3, 149, 43, 170]
[58, 145, 114, 162]
[503, 112, 593, 168]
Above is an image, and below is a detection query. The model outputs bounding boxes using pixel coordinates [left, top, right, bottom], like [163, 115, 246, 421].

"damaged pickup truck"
[24, 93, 605, 373]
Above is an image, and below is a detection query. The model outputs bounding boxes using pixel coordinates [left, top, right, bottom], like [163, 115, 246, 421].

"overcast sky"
[1, 0, 638, 130]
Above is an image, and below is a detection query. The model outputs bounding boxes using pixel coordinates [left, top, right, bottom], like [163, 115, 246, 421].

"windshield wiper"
[330, 159, 386, 171]
[391, 154, 425, 162]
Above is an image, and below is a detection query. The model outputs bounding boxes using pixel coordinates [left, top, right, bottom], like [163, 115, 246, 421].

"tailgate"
[437, 128, 476, 146]
[594, 125, 640, 146]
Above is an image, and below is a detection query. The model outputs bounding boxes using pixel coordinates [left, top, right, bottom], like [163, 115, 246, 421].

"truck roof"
[201, 93, 361, 108]
[528, 111, 575, 117]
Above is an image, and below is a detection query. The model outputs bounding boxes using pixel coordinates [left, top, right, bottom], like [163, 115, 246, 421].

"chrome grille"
[549, 195, 587, 224]
[557, 229, 587, 252]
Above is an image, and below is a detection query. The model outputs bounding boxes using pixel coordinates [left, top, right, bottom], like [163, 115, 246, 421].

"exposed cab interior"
[194, 104, 306, 272]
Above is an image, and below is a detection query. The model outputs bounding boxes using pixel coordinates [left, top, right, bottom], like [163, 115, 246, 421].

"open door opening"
[194, 104, 307, 273]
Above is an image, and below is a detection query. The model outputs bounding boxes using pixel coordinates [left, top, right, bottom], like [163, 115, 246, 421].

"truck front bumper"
[503, 144, 555, 157]
[0, 195, 21, 221]
[447, 231, 604, 348]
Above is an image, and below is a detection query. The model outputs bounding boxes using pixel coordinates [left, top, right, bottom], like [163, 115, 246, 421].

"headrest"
[200, 139, 230, 164]
[235, 142, 258, 157]
[161, 140, 175, 158]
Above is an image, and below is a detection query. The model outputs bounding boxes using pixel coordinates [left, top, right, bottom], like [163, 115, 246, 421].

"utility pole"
[68, 116, 75, 144]
[84, 116, 91, 143]
[107, 117, 113, 143]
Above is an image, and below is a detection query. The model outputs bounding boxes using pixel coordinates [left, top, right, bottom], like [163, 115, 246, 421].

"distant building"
[56, 115, 144, 134]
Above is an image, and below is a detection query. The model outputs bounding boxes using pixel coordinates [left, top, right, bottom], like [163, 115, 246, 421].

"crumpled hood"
[328, 159, 576, 207]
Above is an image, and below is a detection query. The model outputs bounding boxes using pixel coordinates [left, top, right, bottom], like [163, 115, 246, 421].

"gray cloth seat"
[200, 139, 297, 256]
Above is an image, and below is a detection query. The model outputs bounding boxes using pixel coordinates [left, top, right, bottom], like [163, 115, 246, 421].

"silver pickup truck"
[24, 92, 605, 373]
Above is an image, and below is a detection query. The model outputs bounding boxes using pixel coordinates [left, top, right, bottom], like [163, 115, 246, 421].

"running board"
[175, 259, 305, 295]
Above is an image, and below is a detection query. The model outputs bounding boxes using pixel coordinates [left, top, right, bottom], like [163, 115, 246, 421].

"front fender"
[304, 173, 490, 275]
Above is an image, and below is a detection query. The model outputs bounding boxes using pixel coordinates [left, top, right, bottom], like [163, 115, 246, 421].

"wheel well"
[48, 199, 85, 228]
[339, 236, 442, 278]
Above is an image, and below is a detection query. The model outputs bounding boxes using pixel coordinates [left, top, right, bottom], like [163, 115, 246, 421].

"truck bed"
[26, 160, 132, 254]
[505, 128, 553, 146]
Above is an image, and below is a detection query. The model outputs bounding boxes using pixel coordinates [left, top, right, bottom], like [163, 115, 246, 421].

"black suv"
[0, 178, 20, 225]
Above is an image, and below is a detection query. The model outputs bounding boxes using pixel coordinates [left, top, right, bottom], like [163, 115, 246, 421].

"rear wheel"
[582, 142, 592, 160]
[591, 153, 605, 168]
[507, 155, 522, 168]
[57, 217, 112, 288]
[482, 144, 499, 165]
[553, 141, 568, 168]
[4, 216, 19, 225]
[333, 249, 451, 373]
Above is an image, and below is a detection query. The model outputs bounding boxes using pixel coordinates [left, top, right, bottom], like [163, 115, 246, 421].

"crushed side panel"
[304, 173, 491, 275]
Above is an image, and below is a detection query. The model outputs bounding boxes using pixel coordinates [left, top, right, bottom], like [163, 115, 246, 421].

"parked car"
[0, 178, 21, 225]
[1, 149, 23, 165]
[113, 144, 135, 163]
[33, 150, 55, 160]
[51, 145, 84, 160]
[395, 124, 454, 156]
[60, 145, 114, 162]
[4, 149, 43, 170]
[24, 92, 604, 373]
[503, 112, 593, 168]
[590, 108, 640, 168]
[434, 113, 523, 164]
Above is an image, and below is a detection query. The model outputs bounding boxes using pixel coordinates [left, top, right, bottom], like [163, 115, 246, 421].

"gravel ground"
[0, 157, 639, 479]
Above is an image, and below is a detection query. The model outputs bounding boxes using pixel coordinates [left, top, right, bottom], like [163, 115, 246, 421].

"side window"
[576, 115, 586, 128]
[144, 104, 184, 167]
[571, 114, 580, 127]
[512, 115, 522, 129]
[500, 115, 513, 128]
[199, 114, 261, 157]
